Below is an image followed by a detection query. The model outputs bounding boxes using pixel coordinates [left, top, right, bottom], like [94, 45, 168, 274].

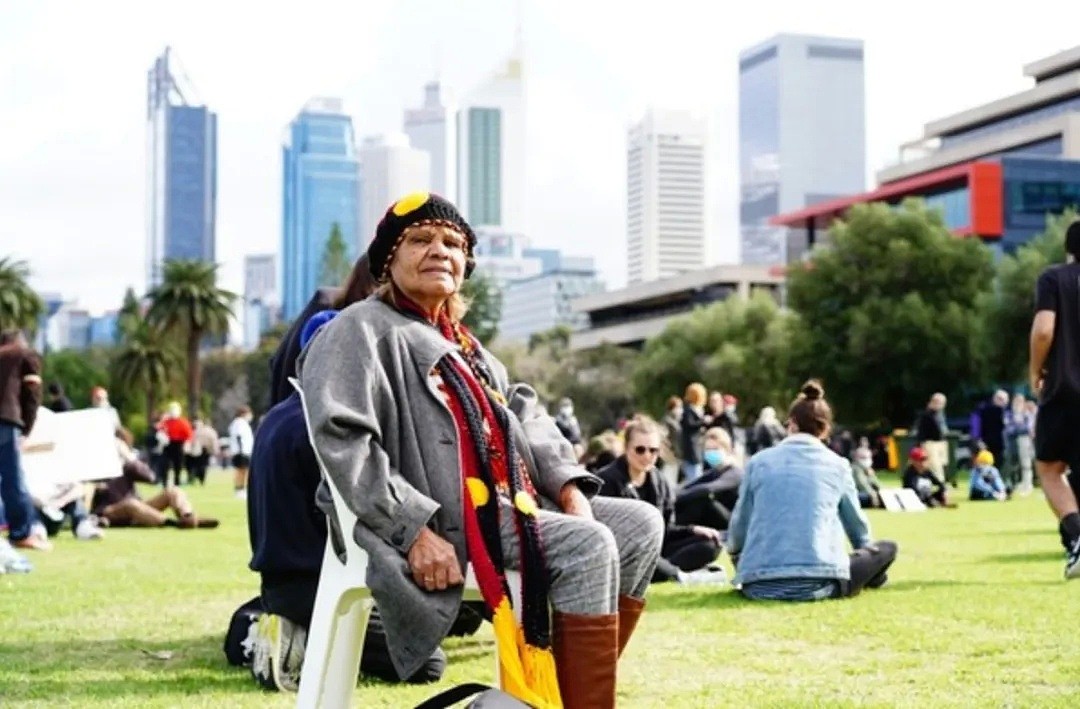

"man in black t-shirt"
[1030, 220, 1080, 579]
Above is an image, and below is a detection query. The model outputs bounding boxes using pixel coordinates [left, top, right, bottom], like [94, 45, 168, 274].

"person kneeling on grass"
[91, 433, 219, 529]
[969, 450, 1010, 502]
[726, 380, 898, 602]
[239, 309, 450, 692]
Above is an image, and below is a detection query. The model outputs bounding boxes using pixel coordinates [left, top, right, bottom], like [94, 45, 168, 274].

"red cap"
[909, 447, 928, 462]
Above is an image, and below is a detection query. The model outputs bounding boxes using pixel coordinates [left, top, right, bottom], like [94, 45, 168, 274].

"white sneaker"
[679, 565, 729, 587]
[1066, 537, 1080, 580]
[75, 519, 104, 540]
[249, 614, 306, 692]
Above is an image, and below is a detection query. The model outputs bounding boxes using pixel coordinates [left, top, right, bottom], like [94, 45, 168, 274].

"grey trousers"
[499, 495, 664, 616]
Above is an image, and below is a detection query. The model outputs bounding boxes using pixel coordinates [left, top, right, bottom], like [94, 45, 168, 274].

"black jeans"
[260, 572, 445, 684]
[838, 541, 899, 597]
[652, 529, 721, 582]
[163, 442, 185, 487]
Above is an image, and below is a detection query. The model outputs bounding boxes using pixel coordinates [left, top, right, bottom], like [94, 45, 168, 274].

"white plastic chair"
[292, 380, 516, 709]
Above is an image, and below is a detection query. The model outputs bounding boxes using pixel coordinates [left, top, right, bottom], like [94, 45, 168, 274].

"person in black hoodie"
[243, 310, 449, 691]
[598, 416, 723, 583]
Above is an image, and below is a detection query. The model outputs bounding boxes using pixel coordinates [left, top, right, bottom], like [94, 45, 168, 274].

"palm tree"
[146, 260, 237, 418]
[0, 257, 45, 333]
[112, 322, 179, 423]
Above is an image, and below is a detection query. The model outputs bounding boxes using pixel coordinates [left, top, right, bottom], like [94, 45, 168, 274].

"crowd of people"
[6, 195, 1080, 708]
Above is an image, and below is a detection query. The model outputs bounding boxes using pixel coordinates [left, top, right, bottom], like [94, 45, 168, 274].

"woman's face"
[389, 224, 467, 309]
[708, 392, 724, 412]
[626, 430, 661, 473]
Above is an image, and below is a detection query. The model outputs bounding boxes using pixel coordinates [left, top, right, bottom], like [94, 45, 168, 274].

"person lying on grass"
[726, 380, 898, 601]
[90, 432, 218, 529]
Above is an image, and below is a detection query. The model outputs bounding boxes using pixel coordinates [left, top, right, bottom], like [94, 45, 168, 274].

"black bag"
[415, 683, 533, 709]
[223, 596, 264, 667]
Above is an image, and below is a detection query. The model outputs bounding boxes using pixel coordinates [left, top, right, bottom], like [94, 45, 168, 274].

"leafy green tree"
[146, 259, 238, 419]
[0, 257, 44, 333]
[787, 200, 995, 428]
[461, 270, 502, 345]
[984, 209, 1076, 385]
[117, 287, 143, 342]
[320, 222, 352, 286]
[631, 291, 798, 421]
[111, 323, 180, 423]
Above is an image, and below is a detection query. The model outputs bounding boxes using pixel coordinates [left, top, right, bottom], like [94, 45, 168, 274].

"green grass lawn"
[2, 470, 1080, 708]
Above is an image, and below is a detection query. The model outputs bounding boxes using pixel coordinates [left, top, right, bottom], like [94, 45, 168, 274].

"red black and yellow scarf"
[392, 292, 561, 708]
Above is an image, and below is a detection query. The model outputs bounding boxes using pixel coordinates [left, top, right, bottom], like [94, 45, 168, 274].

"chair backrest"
[291, 378, 364, 568]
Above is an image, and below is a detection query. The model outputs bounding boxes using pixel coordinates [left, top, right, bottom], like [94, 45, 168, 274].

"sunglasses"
[633, 446, 660, 455]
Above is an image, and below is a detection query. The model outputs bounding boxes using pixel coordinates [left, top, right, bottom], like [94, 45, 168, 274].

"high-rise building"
[738, 34, 866, 265]
[146, 47, 218, 288]
[472, 227, 543, 288]
[45, 303, 91, 351]
[500, 253, 606, 343]
[456, 44, 526, 232]
[243, 254, 277, 350]
[359, 133, 432, 245]
[404, 82, 455, 200]
[281, 98, 361, 321]
[626, 108, 707, 284]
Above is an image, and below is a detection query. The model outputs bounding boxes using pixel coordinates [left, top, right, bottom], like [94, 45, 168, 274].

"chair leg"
[296, 580, 374, 709]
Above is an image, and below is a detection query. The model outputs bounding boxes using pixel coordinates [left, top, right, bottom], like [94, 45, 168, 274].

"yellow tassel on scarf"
[491, 600, 562, 708]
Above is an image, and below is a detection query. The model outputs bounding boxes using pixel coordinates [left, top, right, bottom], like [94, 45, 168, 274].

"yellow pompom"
[467, 478, 490, 507]
[392, 191, 430, 216]
[514, 491, 538, 516]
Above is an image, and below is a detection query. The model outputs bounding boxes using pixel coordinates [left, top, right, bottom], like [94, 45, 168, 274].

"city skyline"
[4, 0, 1080, 313]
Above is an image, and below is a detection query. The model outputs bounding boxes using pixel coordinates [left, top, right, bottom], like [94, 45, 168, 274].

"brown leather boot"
[553, 611, 618, 709]
[617, 595, 645, 657]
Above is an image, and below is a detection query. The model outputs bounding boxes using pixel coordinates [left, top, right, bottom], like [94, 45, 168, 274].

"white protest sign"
[21, 408, 121, 498]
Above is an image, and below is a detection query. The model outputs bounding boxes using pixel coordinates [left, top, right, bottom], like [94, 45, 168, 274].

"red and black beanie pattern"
[368, 192, 477, 282]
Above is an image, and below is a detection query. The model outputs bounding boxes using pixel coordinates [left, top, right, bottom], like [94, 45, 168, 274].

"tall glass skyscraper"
[281, 98, 361, 321]
[146, 47, 217, 288]
[738, 34, 866, 265]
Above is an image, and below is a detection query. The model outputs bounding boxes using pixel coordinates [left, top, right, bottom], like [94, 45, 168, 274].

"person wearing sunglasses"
[597, 416, 725, 584]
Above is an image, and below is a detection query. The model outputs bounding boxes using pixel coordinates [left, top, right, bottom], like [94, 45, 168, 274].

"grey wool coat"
[298, 297, 600, 679]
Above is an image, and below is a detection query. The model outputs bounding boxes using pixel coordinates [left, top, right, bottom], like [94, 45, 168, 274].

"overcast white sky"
[3, 0, 1079, 313]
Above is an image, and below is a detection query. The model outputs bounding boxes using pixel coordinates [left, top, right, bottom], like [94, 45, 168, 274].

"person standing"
[229, 406, 254, 500]
[186, 415, 219, 486]
[89, 386, 123, 433]
[1004, 393, 1035, 495]
[0, 330, 51, 551]
[1029, 220, 1080, 578]
[679, 383, 710, 482]
[977, 390, 1009, 474]
[915, 393, 950, 483]
[45, 383, 73, 412]
[160, 402, 193, 487]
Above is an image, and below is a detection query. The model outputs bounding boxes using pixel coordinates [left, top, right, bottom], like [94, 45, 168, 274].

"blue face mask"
[703, 449, 725, 468]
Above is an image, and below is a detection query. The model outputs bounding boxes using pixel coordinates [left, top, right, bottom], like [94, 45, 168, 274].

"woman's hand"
[559, 483, 593, 520]
[692, 525, 723, 543]
[407, 527, 465, 591]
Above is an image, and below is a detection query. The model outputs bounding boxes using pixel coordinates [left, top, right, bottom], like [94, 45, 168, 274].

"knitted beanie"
[367, 192, 477, 281]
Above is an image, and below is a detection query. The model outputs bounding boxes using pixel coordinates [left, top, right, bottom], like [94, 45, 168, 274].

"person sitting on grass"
[675, 426, 743, 532]
[969, 450, 1010, 502]
[850, 444, 883, 509]
[903, 447, 955, 508]
[91, 433, 219, 529]
[727, 380, 899, 601]
[597, 416, 725, 585]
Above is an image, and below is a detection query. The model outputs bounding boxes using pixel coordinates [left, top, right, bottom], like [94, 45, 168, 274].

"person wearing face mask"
[675, 427, 744, 531]
[850, 446, 882, 509]
[598, 417, 724, 584]
[554, 397, 584, 458]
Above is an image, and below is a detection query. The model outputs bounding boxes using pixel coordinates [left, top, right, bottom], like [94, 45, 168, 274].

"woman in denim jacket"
[727, 381, 898, 601]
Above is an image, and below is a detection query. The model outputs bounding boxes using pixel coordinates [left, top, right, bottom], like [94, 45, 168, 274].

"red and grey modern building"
[772, 46, 1080, 259]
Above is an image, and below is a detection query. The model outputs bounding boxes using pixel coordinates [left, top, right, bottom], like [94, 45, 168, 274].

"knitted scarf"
[392, 291, 561, 708]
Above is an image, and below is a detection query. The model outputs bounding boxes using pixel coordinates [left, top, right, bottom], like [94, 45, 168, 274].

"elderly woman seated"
[299, 193, 664, 709]
[597, 417, 724, 584]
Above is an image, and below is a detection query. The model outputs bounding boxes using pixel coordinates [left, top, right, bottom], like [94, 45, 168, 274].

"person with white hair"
[748, 406, 785, 456]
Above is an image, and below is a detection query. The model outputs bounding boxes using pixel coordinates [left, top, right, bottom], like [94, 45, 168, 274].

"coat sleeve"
[504, 381, 601, 501]
[299, 317, 439, 555]
[19, 349, 43, 435]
